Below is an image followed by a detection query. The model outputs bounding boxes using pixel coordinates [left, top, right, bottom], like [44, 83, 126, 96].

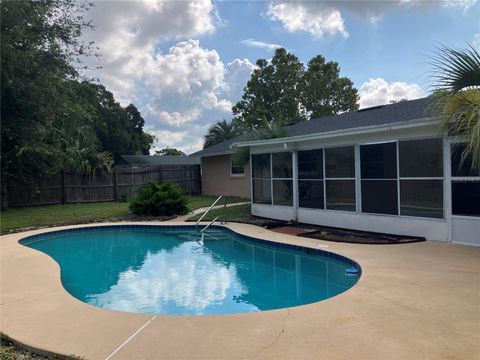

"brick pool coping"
[1, 221, 479, 359]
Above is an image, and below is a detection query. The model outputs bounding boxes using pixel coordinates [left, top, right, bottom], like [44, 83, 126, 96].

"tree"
[203, 118, 245, 148]
[232, 48, 359, 129]
[0, 1, 154, 209]
[51, 116, 111, 175]
[233, 49, 306, 129]
[302, 55, 359, 118]
[155, 148, 187, 156]
[431, 44, 480, 171]
[1, 0, 97, 206]
[74, 82, 154, 157]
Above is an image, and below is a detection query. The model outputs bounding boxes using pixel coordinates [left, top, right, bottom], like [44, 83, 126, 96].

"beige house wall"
[201, 155, 251, 199]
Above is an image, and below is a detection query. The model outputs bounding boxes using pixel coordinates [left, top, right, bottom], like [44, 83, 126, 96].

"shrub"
[129, 182, 188, 217]
[119, 191, 129, 202]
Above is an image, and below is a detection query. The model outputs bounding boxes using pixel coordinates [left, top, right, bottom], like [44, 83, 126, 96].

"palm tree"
[430, 44, 480, 171]
[52, 117, 111, 175]
[203, 118, 245, 149]
[232, 116, 289, 166]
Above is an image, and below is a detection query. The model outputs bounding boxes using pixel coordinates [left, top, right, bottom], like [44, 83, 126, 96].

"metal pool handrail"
[195, 195, 223, 228]
[201, 216, 220, 233]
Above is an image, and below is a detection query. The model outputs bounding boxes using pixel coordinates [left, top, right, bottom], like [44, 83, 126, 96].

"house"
[190, 135, 252, 199]
[196, 97, 480, 246]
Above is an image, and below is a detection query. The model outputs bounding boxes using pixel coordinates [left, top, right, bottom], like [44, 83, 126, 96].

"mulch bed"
[269, 223, 425, 244]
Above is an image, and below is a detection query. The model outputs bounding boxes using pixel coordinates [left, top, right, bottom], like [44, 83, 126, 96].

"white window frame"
[230, 156, 245, 177]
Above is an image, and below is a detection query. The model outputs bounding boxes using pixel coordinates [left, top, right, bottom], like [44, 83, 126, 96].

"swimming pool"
[21, 225, 360, 316]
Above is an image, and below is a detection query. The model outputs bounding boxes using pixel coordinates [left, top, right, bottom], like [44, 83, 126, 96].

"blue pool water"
[22, 226, 360, 316]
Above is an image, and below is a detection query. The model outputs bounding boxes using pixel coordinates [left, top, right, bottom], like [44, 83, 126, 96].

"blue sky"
[84, 1, 479, 154]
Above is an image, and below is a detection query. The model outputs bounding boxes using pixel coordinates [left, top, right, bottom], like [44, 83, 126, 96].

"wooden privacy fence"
[6, 165, 201, 207]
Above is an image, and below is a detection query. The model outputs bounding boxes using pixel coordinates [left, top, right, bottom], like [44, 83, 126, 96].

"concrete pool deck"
[1, 221, 479, 360]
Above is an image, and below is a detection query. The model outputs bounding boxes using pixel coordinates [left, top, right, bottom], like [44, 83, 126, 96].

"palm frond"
[437, 90, 480, 171]
[429, 44, 480, 93]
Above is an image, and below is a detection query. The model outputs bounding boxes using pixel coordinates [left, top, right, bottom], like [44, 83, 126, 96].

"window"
[252, 179, 271, 204]
[399, 139, 443, 177]
[451, 143, 480, 217]
[398, 139, 444, 218]
[326, 180, 356, 211]
[361, 142, 397, 179]
[272, 152, 293, 178]
[400, 180, 443, 218]
[252, 152, 293, 206]
[272, 153, 293, 206]
[298, 180, 324, 209]
[452, 181, 480, 217]
[298, 149, 324, 209]
[325, 146, 355, 178]
[451, 144, 480, 177]
[252, 154, 271, 204]
[361, 142, 397, 215]
[252, 154, 270, 178]
[325, 146, 355, 211]
[230, 157, 244, 176]
[298, 149, 323, 179]
[273, 180, 293, 206]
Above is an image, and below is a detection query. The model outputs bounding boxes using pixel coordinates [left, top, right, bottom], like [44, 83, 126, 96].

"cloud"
[239, 39, 283, 51]
[223, 59, 257, 104]
[267, 2, 348, 39]
[82, 1, 255, 154]
[148, 127, 207, 155]
[359, 78, 423, 108]
[266, 1, 475, 38]
[92, 241, 248, 314]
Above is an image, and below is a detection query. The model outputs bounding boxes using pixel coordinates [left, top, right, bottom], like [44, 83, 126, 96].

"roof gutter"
[231, 117, 439, 148]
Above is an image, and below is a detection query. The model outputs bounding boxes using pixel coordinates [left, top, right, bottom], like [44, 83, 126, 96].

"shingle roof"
[192, 97, 434, 157]
[286, 97, 433, 138]
[115, 155, 200, 166]
[190, 133, 252, 158]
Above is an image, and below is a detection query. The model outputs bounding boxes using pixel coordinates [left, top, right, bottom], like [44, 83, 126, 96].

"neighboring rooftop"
[192, 97, 435, 157]
[115, 155, 200, 166]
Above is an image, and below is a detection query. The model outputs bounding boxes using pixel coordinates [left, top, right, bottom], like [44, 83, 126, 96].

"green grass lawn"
[0, 195, 248, 234]
[187, 203, 252, 222]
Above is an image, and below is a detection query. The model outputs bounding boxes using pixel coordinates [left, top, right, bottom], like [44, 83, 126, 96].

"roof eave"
[232, 117, 439, 148]
[191, 149, 235, 158]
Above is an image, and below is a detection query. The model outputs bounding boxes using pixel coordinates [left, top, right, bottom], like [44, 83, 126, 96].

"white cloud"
[82, 1, 254, 154]
[92, 242, 248, 314]
[267, 2, 348, 39]
[239, 39, 283, 51]
[359, 78, 423, 108]
[148, 128, 206, 155]
[266, 1, 475, 37]
[223, 59, 256, 104]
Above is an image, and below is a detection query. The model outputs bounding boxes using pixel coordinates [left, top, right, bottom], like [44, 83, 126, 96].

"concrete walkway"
[1, 222, 479, 360]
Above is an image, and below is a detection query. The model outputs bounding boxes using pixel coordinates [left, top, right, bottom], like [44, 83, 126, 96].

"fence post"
[113, 168, 118, 201]
[61, 171, 66, 204]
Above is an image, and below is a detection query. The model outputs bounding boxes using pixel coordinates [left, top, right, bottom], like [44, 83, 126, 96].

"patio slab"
[1, 222, 479, 359]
